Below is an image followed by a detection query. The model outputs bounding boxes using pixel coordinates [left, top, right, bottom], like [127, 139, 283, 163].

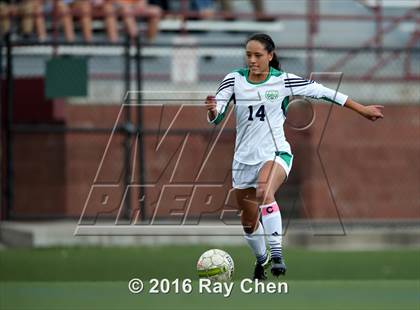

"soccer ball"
[196, 249, 234, 282]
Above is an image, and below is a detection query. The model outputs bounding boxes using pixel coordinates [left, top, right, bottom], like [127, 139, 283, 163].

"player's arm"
[206, 73, 235, 125]
[284, 73, 384, 121]
[343, 98, 384, 121]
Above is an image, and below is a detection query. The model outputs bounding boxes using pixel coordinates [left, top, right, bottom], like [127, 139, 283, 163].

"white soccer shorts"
[232, 152, 293, 189]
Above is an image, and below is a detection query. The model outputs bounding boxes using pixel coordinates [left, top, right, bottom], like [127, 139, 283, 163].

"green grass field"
[1, 246, 419, 309]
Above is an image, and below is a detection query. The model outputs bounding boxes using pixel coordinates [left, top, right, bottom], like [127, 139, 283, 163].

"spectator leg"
[120, 3, 138, 40]
[102, 0, 118, 43]
[218, 0, 232, 11]
[20, 0, 35, 37]
[251, 0, 264, 14]
[57, 0, 75, 42]
[145, 5, 161, 42]
[34, 0, 47, 41]
[74, 0, 92, 42]
[0, 3, 11, 35]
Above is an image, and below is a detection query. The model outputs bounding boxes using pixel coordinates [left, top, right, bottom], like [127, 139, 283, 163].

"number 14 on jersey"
[248, 105, 266, 121]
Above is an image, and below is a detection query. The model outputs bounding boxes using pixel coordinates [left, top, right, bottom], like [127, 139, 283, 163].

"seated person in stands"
[54, 0, 160, 43]
[52, 0, 119, 42]
[0, 0, 46, 41]
[218, 0, 271, 21]
[115, 0, 161, 42]
[0, 0, 11, 36]
[51, 0, 92, 42]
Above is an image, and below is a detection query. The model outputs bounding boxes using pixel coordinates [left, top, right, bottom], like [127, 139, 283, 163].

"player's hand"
[205, 95, 217, 113]
[361, 105, 384, 121]
[205, 95, 218, 122]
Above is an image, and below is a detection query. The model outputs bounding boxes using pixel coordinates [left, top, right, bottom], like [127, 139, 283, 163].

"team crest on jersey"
[265, 90, 279, 101]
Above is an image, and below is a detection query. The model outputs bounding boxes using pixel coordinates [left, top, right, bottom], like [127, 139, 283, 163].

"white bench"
[10, 45, 305, 59]
[90, 18, 283, 34]
[359, 0, 420, 8]
[157, 19, 283, 33]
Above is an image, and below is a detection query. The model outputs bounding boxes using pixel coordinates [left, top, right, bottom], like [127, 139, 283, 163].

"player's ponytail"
[246, 33, 281, 70]
[270, 52, 280, 70]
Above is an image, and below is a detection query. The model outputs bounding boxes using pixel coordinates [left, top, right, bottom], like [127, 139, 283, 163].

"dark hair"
[246, 33, 280, 70]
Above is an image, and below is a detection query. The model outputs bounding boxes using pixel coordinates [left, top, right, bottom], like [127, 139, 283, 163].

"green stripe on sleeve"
[210, 96, 233, 125]
[281, 96, 290, 115]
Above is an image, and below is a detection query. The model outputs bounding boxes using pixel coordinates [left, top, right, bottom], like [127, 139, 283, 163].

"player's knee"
[77, 1, 91, 15]
[255, 187, 264, 202]
[242, 222, 255, 234]
[241, 218, 257, 234]
[119, 5, 130, 16]
[103, 4, 114, 15]
[150, 6, 162, 17]
[256, 187, 275, 205]
[58, 3, 69, 14]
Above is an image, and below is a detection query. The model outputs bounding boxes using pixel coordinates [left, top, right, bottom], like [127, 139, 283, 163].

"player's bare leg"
[257, 160, 287, 204]
[235, 188, 258, 233]
[235, 188, 270, 280]
[257, 160, 287, 276]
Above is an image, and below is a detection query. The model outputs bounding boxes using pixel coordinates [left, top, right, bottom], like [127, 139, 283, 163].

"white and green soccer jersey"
[208, 67, 348, 165]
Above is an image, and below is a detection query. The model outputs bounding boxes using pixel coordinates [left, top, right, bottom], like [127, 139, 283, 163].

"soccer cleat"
[253, 251, 271, 280]
[271, 256, 287, 277]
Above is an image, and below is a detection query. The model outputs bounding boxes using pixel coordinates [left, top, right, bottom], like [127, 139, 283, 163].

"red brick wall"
[13, 133, 66, 217]
[9, 103, 420, 220]
[287, 104, 420, 219]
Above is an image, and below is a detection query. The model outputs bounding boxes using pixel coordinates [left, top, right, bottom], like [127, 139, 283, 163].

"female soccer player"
[205, 33, 384, 280]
